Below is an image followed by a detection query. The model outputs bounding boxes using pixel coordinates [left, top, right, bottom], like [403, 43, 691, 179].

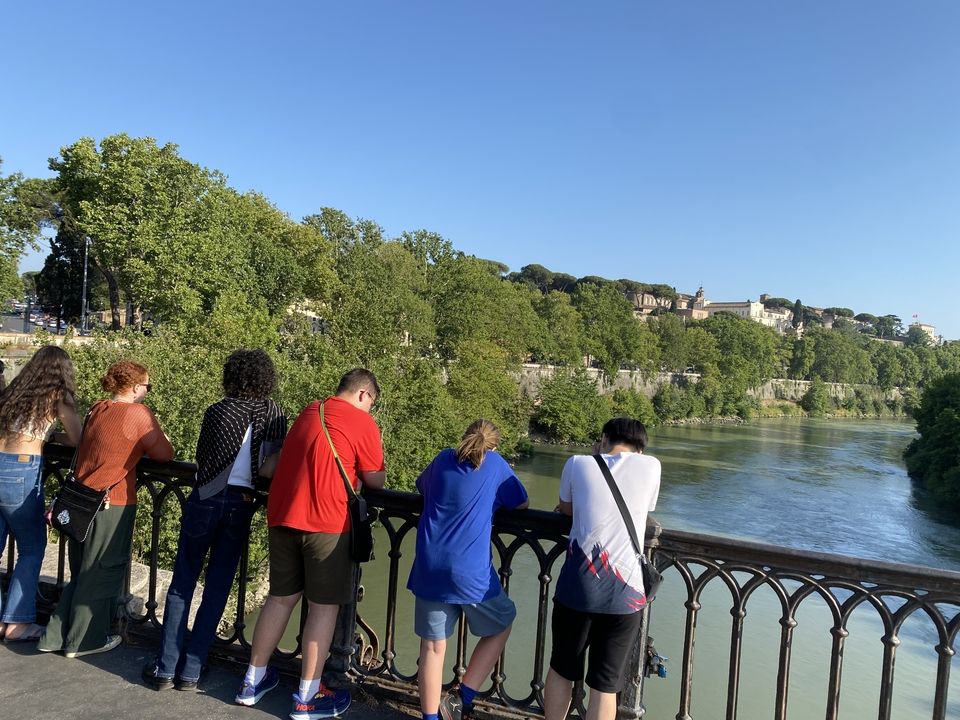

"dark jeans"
[156, 488, 256, 681]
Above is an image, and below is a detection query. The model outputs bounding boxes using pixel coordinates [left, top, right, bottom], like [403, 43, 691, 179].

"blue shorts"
[414, 586, 517, 641]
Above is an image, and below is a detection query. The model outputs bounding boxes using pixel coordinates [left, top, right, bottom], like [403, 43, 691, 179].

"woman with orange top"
[0, 346, 82, 643]
[38, 360, 174, 657]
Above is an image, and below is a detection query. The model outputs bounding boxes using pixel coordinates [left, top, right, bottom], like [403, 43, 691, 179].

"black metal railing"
[652, 529, 960, 720]
[4, 445, 960, 720]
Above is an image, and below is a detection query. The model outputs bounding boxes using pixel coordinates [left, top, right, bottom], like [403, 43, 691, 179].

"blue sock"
[459, 684, 477, 707]
[423, 713, 439, 720]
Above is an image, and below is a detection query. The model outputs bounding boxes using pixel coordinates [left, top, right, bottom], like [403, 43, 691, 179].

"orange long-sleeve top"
[74, 400, 174, 506]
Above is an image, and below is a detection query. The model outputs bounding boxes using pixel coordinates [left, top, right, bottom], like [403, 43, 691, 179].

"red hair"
[101, 361, 149, 394]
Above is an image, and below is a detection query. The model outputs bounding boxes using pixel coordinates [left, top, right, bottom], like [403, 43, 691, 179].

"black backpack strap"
[593, 454, 643, 555]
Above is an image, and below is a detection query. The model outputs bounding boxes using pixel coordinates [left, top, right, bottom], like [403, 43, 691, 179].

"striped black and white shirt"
[195, 397, 287, 499]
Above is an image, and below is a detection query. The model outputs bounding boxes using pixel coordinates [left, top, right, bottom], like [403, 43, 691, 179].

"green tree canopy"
[824, 307, 855, 318]
[573, 282, 658, 377]
[904, 373, 960, 509]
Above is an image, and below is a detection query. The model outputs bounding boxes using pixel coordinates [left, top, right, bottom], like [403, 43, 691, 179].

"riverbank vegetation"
[4, 135, 960, 472]
[904, 373, 960, 509]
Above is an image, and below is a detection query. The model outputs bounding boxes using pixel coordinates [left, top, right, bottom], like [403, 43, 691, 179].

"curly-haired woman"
[0, 346, 82, 643]
[142, 349, 286, 691]
[38, 360, 174, 657]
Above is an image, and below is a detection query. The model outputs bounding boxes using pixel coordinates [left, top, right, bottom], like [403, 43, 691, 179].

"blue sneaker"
[290, 686, 351, 719]
[235, 666, 280, 706]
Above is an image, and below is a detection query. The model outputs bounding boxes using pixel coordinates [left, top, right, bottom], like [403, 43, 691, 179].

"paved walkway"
[0, 635, 413, 720]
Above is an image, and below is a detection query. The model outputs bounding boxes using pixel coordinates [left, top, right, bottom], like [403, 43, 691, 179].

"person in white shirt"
[544, 417, 661, 720]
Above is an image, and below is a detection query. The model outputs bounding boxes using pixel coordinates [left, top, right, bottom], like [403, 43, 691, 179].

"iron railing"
[4, 445, 960, 720]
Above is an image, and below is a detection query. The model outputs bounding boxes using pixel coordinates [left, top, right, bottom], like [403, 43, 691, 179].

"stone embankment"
[518, 364, 900, 403]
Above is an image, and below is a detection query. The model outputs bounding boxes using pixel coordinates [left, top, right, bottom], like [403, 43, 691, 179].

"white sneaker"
[65, 634, 121, 658]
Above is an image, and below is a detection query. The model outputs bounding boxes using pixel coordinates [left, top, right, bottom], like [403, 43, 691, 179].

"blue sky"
[2, 1, 957, 338]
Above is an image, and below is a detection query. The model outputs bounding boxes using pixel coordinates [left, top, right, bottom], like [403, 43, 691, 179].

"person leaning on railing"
[407, 420, 529, 720]
[37, 360, 175, 658]
[0, 346, 82, 644]
[236, 368, 386, 719]
[142, 348, 287, 691]
[543, 417, 661, 720]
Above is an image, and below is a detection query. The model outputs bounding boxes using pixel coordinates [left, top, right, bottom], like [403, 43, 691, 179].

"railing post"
[617, 604, 651, 720]
[619, 520, 661, 720]
[323, 562, 362, 689]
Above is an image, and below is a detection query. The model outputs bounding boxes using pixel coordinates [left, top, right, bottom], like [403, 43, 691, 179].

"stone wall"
[518, 364, 900, 402]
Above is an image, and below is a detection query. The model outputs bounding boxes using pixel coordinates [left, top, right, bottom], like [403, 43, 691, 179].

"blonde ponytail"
[456, 419, 500, 468]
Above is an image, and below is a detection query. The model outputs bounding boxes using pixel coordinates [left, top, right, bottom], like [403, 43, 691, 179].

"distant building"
[675, 287, 709, 321]
[627, 291, 673, 317]
[703, 297, 793, 333]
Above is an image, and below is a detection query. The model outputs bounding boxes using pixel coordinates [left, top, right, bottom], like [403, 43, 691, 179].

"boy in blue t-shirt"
[407, 420, 529, 720]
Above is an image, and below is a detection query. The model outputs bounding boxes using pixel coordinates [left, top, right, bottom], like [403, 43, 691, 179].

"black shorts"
[549, 600, 644, 693]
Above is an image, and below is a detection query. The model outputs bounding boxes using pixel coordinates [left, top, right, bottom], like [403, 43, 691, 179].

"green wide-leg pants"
[39, 504, 136, 654]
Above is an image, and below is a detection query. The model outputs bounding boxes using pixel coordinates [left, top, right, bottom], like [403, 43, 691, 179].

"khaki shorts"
[268, 527, 353, 605]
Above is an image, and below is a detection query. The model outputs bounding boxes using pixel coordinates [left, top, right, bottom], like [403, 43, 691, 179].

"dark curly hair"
[223, 349, 276, 400]
[102, 360, 149, 394]
[0, 346, 76, 441]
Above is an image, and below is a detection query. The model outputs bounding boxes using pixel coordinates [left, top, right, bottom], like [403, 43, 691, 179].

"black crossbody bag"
[50, 411, 121, 543]
[592, 454, 663, 602]
[319, 403, 377, 563]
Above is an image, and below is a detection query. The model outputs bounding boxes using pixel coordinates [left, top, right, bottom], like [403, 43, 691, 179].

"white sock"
[299, 678, 321, 700]
[245, 665, 266, 686]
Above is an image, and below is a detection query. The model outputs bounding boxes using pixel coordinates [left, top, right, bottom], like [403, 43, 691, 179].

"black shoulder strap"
[68, 408, 93, 475]
[593, 454, 643, 556]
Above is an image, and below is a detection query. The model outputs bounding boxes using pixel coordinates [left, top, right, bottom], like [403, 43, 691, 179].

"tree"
[511, 263, 554, 293]
[650, 313, 688, 372]
[611, 388, 657, 426]
[550, 272, 577, 293]
[682, 327, 719, 375]
[802, 307, 824, 326]
[534, 369, 611, 443]
[529, 291, 585, 366]
[809, 327, 876, 385]
[789, 335, 815, 380]
[573, 282, 658, 377]
[824, 307, 854, 318]
[762, 297, 793, 311]
[0, 160, 48, 300]
[904, 373, 960, 509]
[874, 314, 903, 339]
[792, 299, 803, 328]
[701, 313, 779, 388]
[36, 227, 108, 322]
[801, 378, 831, 417]
[905, 325, 933, 348]
[873, 342, 905, 391]
[430, 254, 538, 363]
[49, 134, 230, 327]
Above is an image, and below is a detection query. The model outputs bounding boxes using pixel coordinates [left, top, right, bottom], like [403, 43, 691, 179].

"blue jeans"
[156, 488, 256, 681]
[0, 452, 45, 624]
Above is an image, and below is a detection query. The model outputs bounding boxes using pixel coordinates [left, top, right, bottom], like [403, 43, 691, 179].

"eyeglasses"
[141, 383, 152, 392]
[361, 389, 378, 408]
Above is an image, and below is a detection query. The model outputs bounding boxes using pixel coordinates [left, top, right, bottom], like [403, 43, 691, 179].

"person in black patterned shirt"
[142, 349, 287, 691]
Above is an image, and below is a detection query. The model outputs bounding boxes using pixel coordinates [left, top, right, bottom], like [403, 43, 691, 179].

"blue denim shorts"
[0, 452, 43, 507]
[414, 585, 517, 640]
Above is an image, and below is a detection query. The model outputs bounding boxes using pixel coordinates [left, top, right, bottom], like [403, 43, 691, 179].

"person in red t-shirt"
[237, 369, 385, 719]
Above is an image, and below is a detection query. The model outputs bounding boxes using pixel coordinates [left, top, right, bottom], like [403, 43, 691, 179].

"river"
[264, 419, 960, 719]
